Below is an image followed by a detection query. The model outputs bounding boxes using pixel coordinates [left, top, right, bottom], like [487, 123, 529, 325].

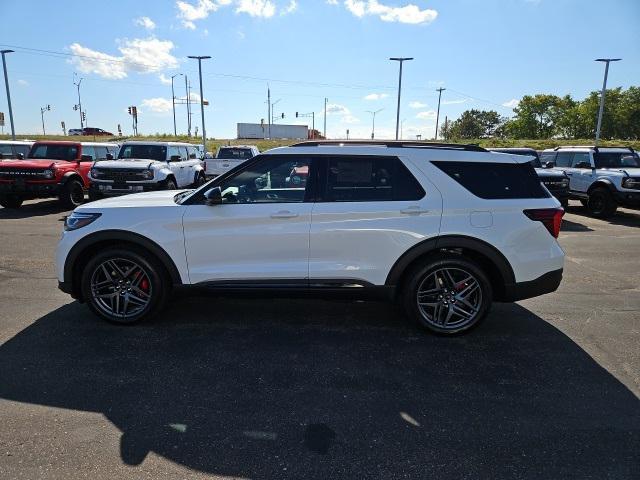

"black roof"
[289, 140, 487, 152]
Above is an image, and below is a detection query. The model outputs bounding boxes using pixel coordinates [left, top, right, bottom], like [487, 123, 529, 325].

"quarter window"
[218, 156, 311, 204]
[323, 156, 424, 202]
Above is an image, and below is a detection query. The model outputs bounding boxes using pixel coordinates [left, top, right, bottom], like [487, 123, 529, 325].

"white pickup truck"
[205, 145, 259, 178]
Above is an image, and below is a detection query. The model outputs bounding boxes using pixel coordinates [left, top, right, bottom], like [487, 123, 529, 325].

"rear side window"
[432, 161, 550, 199]
[323, 156, 425, 202]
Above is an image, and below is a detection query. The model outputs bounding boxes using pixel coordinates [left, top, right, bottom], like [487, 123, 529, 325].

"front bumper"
[614, 191, 640, 208]
[0, 181, 61, 198]
[90, 180, 167, 197]
[502, 268, 563, 302]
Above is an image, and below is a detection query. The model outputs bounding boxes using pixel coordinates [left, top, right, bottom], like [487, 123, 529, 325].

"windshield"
[217, 148, 254, 160]
[594, 152, 640, 169]
[118, 145, 167, 162]
[29, 144, 78, 161]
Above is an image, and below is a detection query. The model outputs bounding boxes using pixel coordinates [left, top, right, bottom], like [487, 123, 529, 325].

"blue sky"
[1, 0, 639, 139]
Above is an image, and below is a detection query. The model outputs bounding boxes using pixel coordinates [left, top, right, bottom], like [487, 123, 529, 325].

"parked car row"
[68, 127, 113, 136]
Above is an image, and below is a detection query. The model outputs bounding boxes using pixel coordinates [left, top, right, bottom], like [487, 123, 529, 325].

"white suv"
[541, 146, 640, 218]
[88, 141, 205, 200]
[57, 141, 565, 334]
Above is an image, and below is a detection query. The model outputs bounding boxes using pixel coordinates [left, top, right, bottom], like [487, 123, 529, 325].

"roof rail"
[288, 140, 487, 152]
[553, 145, 635, 153]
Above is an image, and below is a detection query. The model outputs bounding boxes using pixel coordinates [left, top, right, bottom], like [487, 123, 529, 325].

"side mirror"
[169, 155, 182, 162]
[106, 153, 114, 160]
[204, 187, 222, 206]
[17, 153, 25, 160]
[543, 161, 555, 169]
[81, 154, 93, 162]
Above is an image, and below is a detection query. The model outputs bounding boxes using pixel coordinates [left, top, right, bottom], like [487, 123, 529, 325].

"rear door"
[309, 155, 442, 286]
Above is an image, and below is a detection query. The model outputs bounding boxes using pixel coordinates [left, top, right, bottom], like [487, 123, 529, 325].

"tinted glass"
[29, 144, 78, 161]
[433, 161, 549, 199]
[219, 156, 310, 204]
[324, 156, 424, 202]
[14, 145, 30, 157]
[188, 146, 198, 159]
[540, 152, 557, 165]
[594, 152, 640, 168]
[119, 145, 167, 161]
[555, 152, 574, 168]
[93, 146, 108, 160]
[81, 146, 95, 160]
[167, 146, 182, 160]
[0, 145, 13, 157]
[571, 152, 591, 168]
[217, 148, 254, 160]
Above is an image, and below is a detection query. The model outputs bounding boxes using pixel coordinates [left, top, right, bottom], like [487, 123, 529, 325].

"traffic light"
[82, 112, 86, 121]
[295, 112, 299, 118]
[132, 106, 137, 116]
[281, 112, 284, 119]
[128, 106, 132, 115]
[47, 105, 50, 111]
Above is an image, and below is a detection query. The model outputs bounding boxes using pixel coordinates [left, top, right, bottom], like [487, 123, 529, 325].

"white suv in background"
[88, 141, 205, 200]
[57, 141, 565, 334]
[541, 146, 640, 218]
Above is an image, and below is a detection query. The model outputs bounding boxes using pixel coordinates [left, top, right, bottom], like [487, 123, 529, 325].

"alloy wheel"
[416, 267, 482, 330]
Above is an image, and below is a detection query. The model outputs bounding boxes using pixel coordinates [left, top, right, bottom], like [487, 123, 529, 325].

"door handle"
[180, 166, 185, 169]
[271, 210, 299, 219]
[400, 206, 429, 215]
[565, 172, 573, 176]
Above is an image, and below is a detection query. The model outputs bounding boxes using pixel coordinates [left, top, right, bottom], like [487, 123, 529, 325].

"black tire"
[402, 255, 492, 335]
[80, 247, 169, 325]
[165, 177, 177, 190]
[587, 188, 617, 218]
[59, 178, 85, 209]
[0, 195, 23, 209]
[193, 172, 206, 188]
[88, 189, 103, 202]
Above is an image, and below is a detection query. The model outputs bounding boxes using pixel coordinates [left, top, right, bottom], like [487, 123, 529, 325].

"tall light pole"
[434, 87, 446, 140]
[323, 97, 328, 139]
[73, 73, 83, 129]
[188, 56, 211, 151]
[171, 73, 183, 136]
[1, 49, 16, 140]
[390, 57, 413, 140]
[40, 104, 50, 135]
[594, 58, 621, 145]
[366, 108, 383, 139]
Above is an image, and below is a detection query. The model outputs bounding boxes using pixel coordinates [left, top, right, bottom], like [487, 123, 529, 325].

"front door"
[182, 154, 314, 284]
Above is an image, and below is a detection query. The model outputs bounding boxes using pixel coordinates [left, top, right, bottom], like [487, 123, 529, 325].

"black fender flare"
[385, 235, 515, 287]
[60, 171, 85, 187]
[587, 179, 616, 195]
[64, 230, 183, 292]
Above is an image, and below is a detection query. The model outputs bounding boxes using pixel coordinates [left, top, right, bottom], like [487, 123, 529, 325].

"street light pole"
[40, 105, 50, 135]
[171, 73, 183, 136]
[434, 87, 446, 140]
[324, 97, 328, 139]
[1, 49, 16, 140]
[366, 108, 383, 139]
[390, 57, 413, 140]
[594, 58, 621, 146]
[188, 56, 211, 151]
[73, 73, 83, 129]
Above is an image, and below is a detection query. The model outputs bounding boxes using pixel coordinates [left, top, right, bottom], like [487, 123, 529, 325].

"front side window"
[81, 146, 96, 160]
[323, 156, 425, 202]
[540, 152, 557, 165]
[218, 156, 311, 204]
[118, 145, 167, 162]
[555, 152, 574, 168]
[571, 153, 591, 168]
[14, 145, 30, 157]
[29, 144, 78, 161]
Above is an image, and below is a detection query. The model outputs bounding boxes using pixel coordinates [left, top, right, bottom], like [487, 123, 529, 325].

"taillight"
[523, 208, 564, 238]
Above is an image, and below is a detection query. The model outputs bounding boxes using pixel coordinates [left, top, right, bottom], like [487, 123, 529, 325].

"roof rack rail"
[288, 140, 487, 152]
[553, 145, 635, 153]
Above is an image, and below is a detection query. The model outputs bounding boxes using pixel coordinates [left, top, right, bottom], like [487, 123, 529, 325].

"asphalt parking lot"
[0, 200, 638, 479]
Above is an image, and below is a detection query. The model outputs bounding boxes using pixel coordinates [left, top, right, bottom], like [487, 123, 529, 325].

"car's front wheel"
[81, 247, 169, 324]
[402, 256, 492, 334]
[587, 188, 617, 218]
[165, 177, 177, 190]
[0, 195, 23, 209]
[60, 178, 85, 209]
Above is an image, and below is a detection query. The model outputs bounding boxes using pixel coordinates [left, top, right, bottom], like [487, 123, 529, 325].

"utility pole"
[267, 86, 271, 139]
[171, 73, 183, 136]
[366, 109, 383, 139]
[323, 97, 328, 139]
[296, 111, 315, 138]
[185, 75, 191, 136]
[1, 49, 16, 140]
[594, 58, 621, 145]
[435, 87, 446, 140]
[390, 57, 413, 140]
[73, 73, 83, 129]
[40, 104, 50, 135]
[188, 55, 211, 152]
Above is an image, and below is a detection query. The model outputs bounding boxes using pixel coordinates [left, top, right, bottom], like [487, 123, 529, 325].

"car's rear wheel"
[0, 195, 23, 209]
[81, 248, 169, 324]
[587, 188, 617, 218]
[402, 256, 492, 334]
[60, 178, 85, 209]
[165, 177, 177, 190]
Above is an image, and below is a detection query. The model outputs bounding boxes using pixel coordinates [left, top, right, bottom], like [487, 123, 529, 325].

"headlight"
[622, 177, 640, 190]
[42, 169, 54, 179]
[64, 212, 101, 231]
[141, 169, 154, 180]
[90, 168, 103, 179]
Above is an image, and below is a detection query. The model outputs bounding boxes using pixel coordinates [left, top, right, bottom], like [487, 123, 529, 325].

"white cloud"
[441, 98, 466, 105]
[17, 79, 29, 86]
[326, 103, 351, 115]
[364, 93, 389, 101]
[326, 0, 338, 4]
[281, 0, 297, 15]
[69, 37, 178, 80]
[342, 114, 360, 124]
[343, 0, 438, 25]
[134, 16, 156, 30]
[416, 110, 436, 119]
[409, 101, 427, 109]
[159, 74, 172, 85]
[141, 97, 173, 113]
[236, 0, 276, 17]
[176, 0, 294, 27]
[502, 98, 520, 108]
[176, 0, 220, 28]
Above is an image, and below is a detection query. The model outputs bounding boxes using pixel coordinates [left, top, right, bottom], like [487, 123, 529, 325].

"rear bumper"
[614, 191, 640, 208]
[0, 181, 61, 198]
[501, 268, 563, 302]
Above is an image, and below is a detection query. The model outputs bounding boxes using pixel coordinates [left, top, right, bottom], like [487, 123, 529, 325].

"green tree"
[509, 94, 562, 139]
[448, 109, 505, 139]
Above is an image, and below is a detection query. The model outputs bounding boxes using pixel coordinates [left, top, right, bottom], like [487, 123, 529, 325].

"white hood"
[93, 158, 163, 169]
[77, 189, 187, 210]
